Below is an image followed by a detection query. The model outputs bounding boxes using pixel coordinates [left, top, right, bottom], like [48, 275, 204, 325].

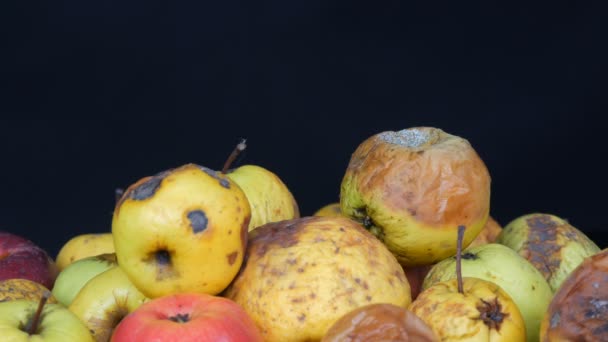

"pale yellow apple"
[55, 233, 114, 271]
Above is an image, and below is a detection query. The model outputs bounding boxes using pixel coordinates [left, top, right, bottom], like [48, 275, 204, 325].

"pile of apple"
[1, 128, 607, 342]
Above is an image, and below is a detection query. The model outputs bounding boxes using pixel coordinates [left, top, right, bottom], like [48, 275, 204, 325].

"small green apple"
[52, 253, 117, 307]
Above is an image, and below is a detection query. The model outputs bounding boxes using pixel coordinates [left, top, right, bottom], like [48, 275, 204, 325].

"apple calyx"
[477, 297, 507, 331]
[221, 138, 247, 174]
[24, 290, 51, 335]
[168, 313, 190, 323]
[455, 225, 465, 294]
[355, 207, 385, 242]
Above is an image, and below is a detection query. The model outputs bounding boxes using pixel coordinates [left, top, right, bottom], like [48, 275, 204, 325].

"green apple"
[496, 213, 600, 292]
[225, 164, 300, 231]
[52, 253, 117, 307]
[0, 292, 94, 341]
[422, 243, 553, 342]
[69, 265, 148, 342]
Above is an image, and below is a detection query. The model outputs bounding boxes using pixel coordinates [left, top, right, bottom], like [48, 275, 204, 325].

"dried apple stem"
[456, 225, 465, 294]
[26, 290, 51, 335]
[221, 138, 247, 174]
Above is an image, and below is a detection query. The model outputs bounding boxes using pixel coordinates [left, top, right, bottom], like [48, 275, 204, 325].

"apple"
[422, 243, 553, 342]
[313, 202, 344, 218]
[496, 213, 600, 292]
[55, 233, 115, 271]
[540, 248, 608, 341]
[219, 139, 299, 232]
[111, 293, 263, 342]
[410, 226, 526, 341]
[52, 253, 117, 306]
[69, 265, 149, 342]
[0, 278, 58, 304]
[0, 231, 58, 289]
[339, 127, 491, 266]
[112, 163, 251, 298]
[466, 215, 503, 249]
[0, 291, 94, 341]
[224, 216, 411, 342]
[321, 303, 439, 342]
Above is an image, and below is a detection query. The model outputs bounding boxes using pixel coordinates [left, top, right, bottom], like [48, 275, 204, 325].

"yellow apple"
[55, 233, 114, 271]
[112, 163, 251, 298]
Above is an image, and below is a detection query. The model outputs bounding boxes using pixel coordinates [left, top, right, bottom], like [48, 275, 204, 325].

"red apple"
[111, 293, 263, 342]
[0, 231, 58, 289]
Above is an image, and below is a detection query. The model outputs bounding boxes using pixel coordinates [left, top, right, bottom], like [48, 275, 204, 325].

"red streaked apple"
[111, 293, 263, 342]
[0, 231, 58, 289]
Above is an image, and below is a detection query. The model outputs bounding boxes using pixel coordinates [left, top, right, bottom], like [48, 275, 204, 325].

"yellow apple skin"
[226, 164, 299, 231]
[0, 278, 58, 304]
[313, 202, 344, 218]
[69, 266, 148, 342]
[410, 277, 526, 342]
[224, 216, 411, 342]
[112, 163, 251, 298]
[0, 300, 95, 342]
[55, 233, 114, 271]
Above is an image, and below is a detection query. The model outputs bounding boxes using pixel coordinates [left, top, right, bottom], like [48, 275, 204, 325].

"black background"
[2, 2, 606, 257]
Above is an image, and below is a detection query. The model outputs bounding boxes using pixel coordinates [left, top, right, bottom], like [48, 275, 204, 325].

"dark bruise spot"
[150, 249, 179, 281]
[339, 227, 345, 232]
[309, 293, 316, 299]
[131, 176, 164, 201]
[187, 210, 208, 234]
[227, 251, 238, 265]
[198, 166, 231, 189]
[291, 296, 305, 303]
[297, 313, 306, 322]
[523, 215, 561, 280]
[477, 298, 507, 331]
[461, 252, 478, 260]
[297, 267, 304, 273]
[334, 247, 340, 254]
[286, 258, 297, 265]
[366, 295, 372, 301]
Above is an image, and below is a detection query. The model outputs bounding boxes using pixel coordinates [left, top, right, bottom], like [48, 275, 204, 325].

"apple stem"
[26, 290, 51, 335]
[456, 225, 465, 294]
[221, 138, 247, 174]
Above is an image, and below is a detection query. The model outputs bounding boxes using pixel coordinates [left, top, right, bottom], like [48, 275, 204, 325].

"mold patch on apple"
[377, 127, 440, 149]
[187, 210, 208, 233]
[198, 165, 231, 189]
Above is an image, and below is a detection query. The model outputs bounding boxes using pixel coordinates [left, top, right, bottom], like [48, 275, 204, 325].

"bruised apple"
[224, 216, 411, 342]
[321, 303, 438, 342]
[540, 248, 608, 341]
[340, 127, 491, 266]
[313, 203, 344, 218]
[0, 278, 58, 303]
[112, 163, 251, 298]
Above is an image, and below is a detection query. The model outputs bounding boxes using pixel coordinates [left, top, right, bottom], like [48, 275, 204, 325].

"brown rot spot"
[187, 210, 208, 234]
[477, 297, 507, 331]
[523, 215, 561, 279]
[227, 251, 238, 265]
[168, 313, 190, 323]
[526, 215, 558, 230]
[297, 313, 306, 322]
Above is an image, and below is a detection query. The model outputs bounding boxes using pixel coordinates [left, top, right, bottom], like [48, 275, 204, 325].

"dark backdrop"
[2, 2, 606, 257]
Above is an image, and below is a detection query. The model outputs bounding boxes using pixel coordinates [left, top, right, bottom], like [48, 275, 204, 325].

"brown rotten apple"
[224, 216, 411, 342]
[540, 248, 608, 341]
[340, 127, 491, 266]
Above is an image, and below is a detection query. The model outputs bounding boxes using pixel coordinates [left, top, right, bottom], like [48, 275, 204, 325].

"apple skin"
[111, 293, 263, 342]
[0, 231, 58, 289]
[55, 233, 115, 271]
[52, 253, 117, 307]
[0, 278, 58, 304]
[0, 299, 94, 342]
